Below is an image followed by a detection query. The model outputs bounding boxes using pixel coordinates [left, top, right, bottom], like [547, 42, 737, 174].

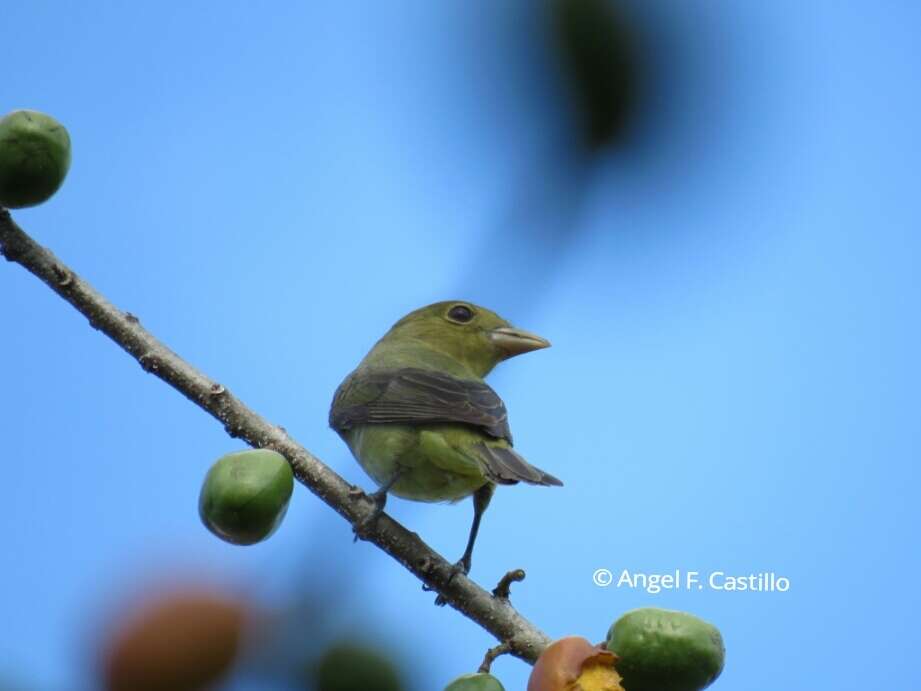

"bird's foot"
[352, 486, 388, 542]
[425, 556, 471, 607]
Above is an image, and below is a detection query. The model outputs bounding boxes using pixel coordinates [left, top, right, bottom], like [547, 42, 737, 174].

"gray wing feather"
[476, 444, 563, 487]
[330, 368, 512, 442]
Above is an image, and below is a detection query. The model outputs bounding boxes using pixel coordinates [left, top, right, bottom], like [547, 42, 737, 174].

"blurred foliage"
[549, 0, 644, 152]
[309, 641, 405, 691]
[459, 0, 649, 316]
[227, 522, 416, 690]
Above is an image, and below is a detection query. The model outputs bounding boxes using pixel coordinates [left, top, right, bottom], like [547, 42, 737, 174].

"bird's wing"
[329, 367, 512, 442]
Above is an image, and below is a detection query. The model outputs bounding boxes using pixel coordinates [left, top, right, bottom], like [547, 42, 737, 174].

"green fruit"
[199, 449, 294, 545]
[444, 672, 505, 691]
[606, 608, 724, 691]
[314, 642, 404, 691]
[0, 110, 71, 208]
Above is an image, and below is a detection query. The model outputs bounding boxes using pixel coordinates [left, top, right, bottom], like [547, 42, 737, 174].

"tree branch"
[0, 208, 552, 664]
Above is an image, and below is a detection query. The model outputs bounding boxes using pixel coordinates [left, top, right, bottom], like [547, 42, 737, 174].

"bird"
[329, 300, 562, 585]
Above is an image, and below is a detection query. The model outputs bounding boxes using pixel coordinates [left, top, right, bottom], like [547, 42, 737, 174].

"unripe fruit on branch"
[0, 110, 71, 208]
[528, 636, 624, 691]
[444, 672, 506, 690]
[605, 608, 725, 691]
[199, 449, 294, 545]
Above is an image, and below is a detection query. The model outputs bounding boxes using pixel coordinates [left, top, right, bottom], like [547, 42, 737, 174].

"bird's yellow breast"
[345, 423, 491, 503]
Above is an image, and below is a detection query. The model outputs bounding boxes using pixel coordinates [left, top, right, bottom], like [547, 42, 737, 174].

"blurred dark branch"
[0, 208, 552, 664]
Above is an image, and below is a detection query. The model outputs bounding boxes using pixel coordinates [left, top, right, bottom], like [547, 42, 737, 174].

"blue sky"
[3, 1, 920, 689]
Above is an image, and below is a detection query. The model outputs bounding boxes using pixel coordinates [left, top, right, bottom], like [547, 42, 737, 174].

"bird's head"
[382, 300, 551, 377]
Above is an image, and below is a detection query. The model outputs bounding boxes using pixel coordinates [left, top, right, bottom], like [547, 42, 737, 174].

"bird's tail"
[476, 443, 563, 487]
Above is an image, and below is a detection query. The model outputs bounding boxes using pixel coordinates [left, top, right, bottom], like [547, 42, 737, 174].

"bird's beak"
[489, 326, 551, 358]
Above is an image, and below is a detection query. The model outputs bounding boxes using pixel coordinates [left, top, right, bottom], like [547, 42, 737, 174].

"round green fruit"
[444, 672, 505, 691]
[199, 449, 294, 545]
[605, 608, 724, 691]
[0, 110, 71, 208]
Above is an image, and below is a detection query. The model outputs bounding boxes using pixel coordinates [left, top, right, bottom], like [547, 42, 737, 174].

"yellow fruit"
[528, 636, 624, 690]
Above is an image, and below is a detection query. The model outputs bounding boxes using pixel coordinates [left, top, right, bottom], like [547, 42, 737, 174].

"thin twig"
[478, 642, 512, 674]
[0, 208, 552, 664]
[492, 569, 526, 601]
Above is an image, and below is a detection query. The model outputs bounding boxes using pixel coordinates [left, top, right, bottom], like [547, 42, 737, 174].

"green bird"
[329, 300, 562, 581]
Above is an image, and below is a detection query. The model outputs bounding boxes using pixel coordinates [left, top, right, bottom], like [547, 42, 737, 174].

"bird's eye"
[446, 304, 475, 323]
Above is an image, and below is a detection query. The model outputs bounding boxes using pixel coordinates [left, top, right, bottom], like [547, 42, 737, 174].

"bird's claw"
[351, 516, 375, 542]
[351, 487, 389, 542]
[429, 558, 471, 606]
